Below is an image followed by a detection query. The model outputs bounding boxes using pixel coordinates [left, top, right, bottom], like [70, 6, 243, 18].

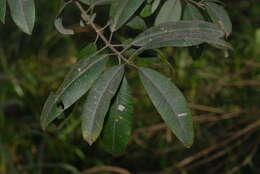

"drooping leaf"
[54, 17, 74, 35]
[183, 3, 204, 20]
[133, 20, 232, 50]
[101, 77, 133, 155]
[155, 0, 182, 25]
[110, 0, 145, 32]
[82, 65, 125, 145]
[0, 0, 6, 23]
[8, 0, 35, 34]
[40, 54, 109, 130]
[205, 2, 232, 37]
[139, 67, 194, 147]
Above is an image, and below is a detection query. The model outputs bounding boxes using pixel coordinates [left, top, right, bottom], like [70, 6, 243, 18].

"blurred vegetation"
[0, 0, 260, 174]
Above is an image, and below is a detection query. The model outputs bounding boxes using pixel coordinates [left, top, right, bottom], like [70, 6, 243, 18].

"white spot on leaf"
[178, 113, 187, 117]
[118, 105, 125, 111]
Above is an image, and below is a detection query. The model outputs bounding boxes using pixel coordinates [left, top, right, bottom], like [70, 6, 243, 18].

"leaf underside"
[139, 67, 194, 147]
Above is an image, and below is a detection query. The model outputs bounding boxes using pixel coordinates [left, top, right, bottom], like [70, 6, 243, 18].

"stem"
[74, 1, 137, 68]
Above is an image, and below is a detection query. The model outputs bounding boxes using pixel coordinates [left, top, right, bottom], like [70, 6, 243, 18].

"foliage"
[1, 0, 233, 154]
[1, 0, 260, 174]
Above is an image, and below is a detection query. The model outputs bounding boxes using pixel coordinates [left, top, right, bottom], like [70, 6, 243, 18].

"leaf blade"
[40, 53, 109, 130]
[205, 2, 232, 37]
[139, 67, 194, 147]
[183, 3, 204, 20]
[101, 77, 133, 155]
[155, 0, 182, 25]
[82, 65, 125, 145]
[0, 0, 6, 23]
[110, 0, 145, 31]
[8, 0, 35, 34]
[133, 20, 232, 49]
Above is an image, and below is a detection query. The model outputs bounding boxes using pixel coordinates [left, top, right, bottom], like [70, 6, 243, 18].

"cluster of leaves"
[1, 0, 232, 155]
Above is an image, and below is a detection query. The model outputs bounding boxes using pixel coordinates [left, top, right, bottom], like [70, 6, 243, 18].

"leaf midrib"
[141, 70, 186, 138]
[87, 66, 123, 135]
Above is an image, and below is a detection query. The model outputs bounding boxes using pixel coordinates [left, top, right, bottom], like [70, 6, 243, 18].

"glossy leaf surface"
[110, 0, 145, 31]
[41, 54, 109, 130]
[82, 65, 125, 145]
[101, 78, 133, 155]
[155, 0, 182, 25]
[133, 20, 232, 49]
[139, 67, 194, 147]
[8, 0, 35, 34]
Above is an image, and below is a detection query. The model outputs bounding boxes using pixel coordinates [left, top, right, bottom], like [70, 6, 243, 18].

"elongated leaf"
[133, 20, 232, 49]
[101, 77, 133, 155]
[139, 67, 194, 147]
[41, 54, 109, 130]
[155, 0, 182, 25]
[0, 0, 6, 23]
[110, 0, 145, 32]
[183, 3, 204, 20]
[8, 0, 35, 34]
[82, 65, 125, 145]
[205, 2, 232, 37]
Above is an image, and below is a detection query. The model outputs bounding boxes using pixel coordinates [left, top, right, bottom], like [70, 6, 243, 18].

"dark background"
[0, 0, 260, 174]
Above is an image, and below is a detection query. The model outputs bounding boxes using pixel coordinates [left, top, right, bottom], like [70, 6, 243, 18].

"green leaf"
[8, 0, 35, 34]
[139, 67, 194, 147]
[139, 3, 152, 18]
[183, 3, 204, 20]
[110, 0, 145, 32]
[155, 0, 182, 25]
[151, 0, 161, 13]
[127, 16, 147, 30]
[82, 65, 125, 145]
[0, 0, 6, 23]
[205, 2, 232, 37]
[40, 54, 109, 130]
[101, 77, 133, 155]
[77, 43, 97, 59]
[133, 20, 232, 50]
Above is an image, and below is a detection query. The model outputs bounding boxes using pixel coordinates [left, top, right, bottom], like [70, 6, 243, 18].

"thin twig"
[75, 1, 137, 68]
[82, 166, 132, 174]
